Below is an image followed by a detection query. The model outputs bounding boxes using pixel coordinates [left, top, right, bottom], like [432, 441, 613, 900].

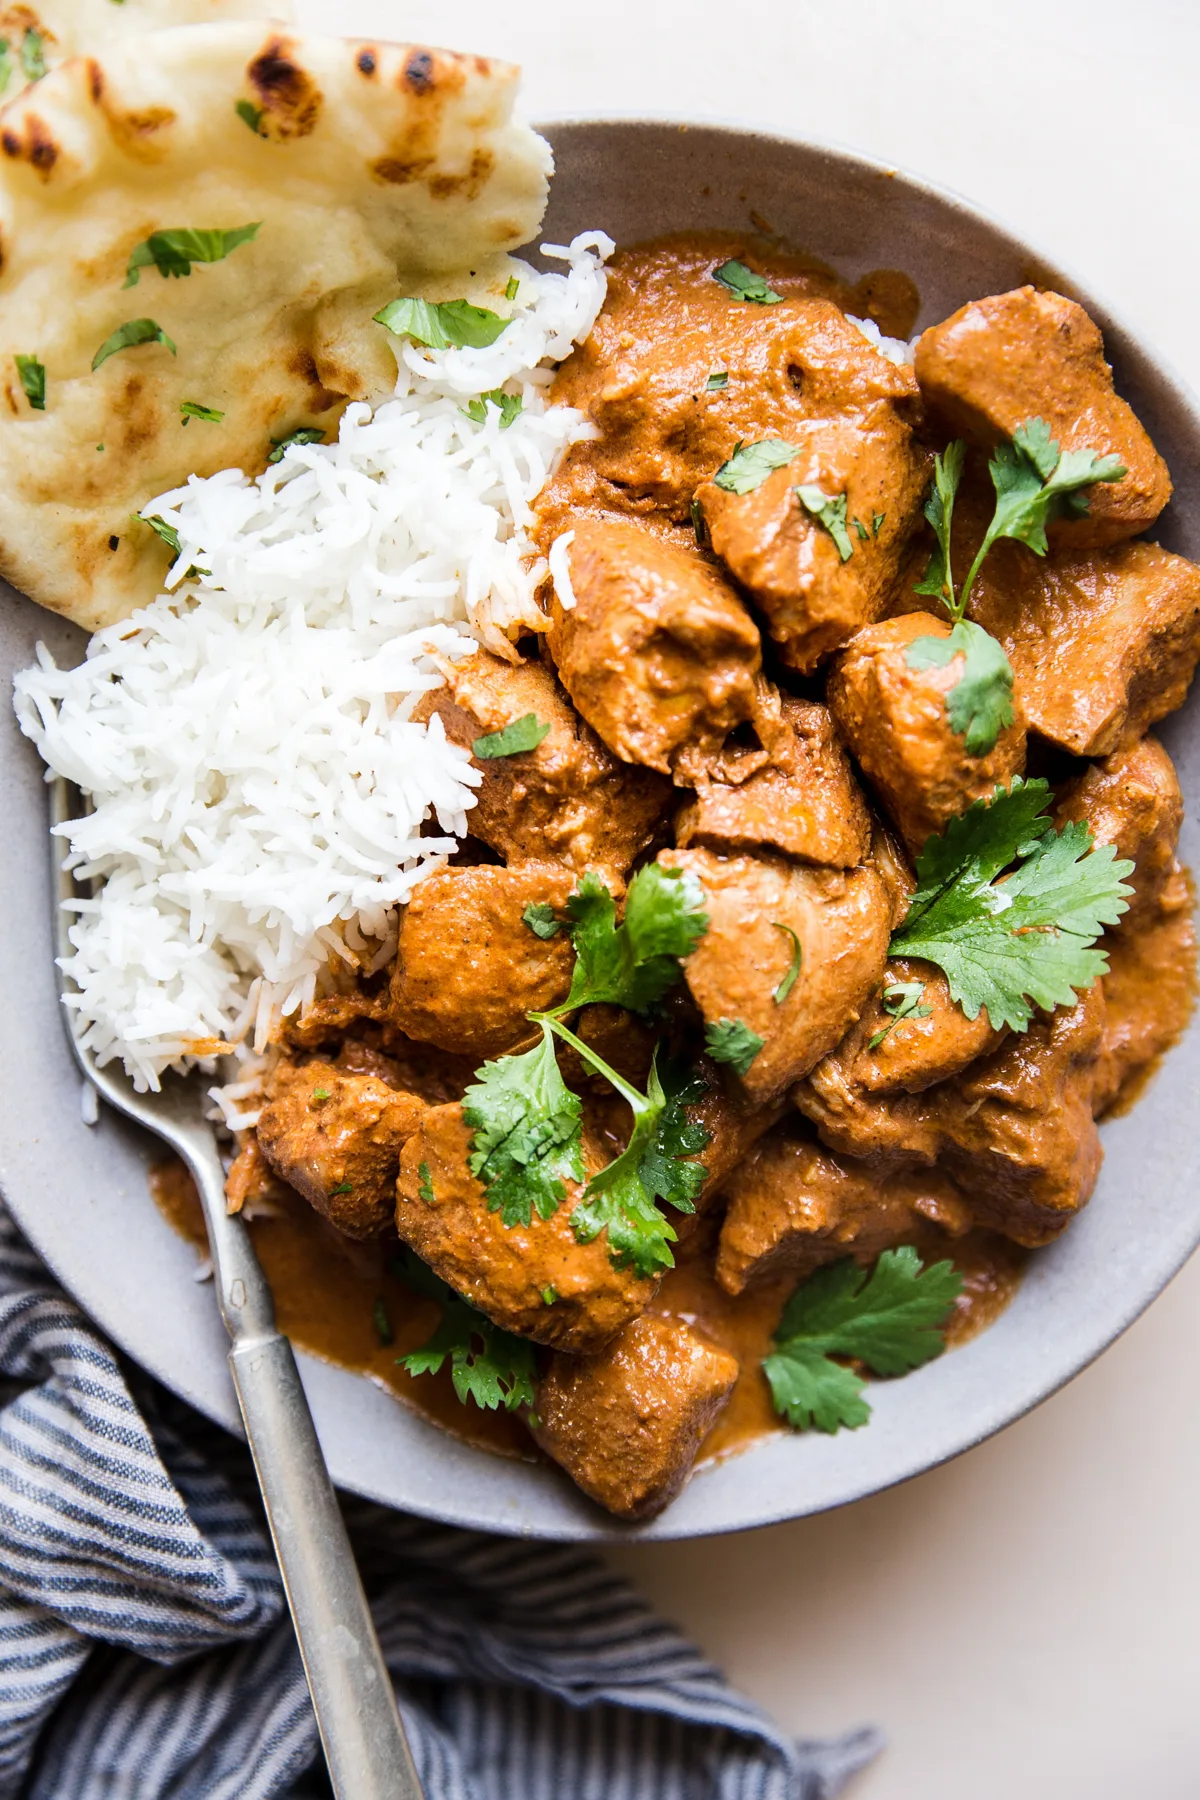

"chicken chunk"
[914, 286, 1171, 548]
[255, 1057, 426, 1239]
[1054, 735, 1183, 928]
[964, 537, 1200, 757]
[674, 696, 872, 867]
[394, 1104, 657, 1353]
[660, 847, 891, 1104]
[716, 1122, 973, 1295]
[697, 409, 930, 671]
[796, 989, 1107, 1246]
[413, 649, 670, 881]
[1092, 871, 1197, 1115]
[547, 516, 763, 778]
[537, 235, 919, 534]
[530, 1313, 739, 1520]
[388, 864, 576, 1061]
[822, 960, 1008, 1098]
[827, 612, 1027, 855]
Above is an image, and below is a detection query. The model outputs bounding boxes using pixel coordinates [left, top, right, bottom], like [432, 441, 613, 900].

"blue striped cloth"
[0, 1206, 881, 1799]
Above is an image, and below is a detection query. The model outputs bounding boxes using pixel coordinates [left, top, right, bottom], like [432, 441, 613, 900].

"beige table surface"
[297, 1, 1200, 1791]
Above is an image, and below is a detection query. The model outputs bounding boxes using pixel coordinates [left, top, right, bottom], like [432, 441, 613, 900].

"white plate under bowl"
[2, 119, 1197, 1541]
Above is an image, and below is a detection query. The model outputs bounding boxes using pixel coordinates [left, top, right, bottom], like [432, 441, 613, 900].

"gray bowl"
[1, 119, 1196, 1542]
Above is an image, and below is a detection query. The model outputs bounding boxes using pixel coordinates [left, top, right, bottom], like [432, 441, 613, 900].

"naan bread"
[0, 23, 551, 628]
[0, 0, 288, 103]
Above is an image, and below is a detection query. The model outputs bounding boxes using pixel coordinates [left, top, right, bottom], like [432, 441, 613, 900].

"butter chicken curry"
[188, 234, 1197, 1521]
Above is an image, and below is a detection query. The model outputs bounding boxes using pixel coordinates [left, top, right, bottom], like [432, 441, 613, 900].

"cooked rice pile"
[14, 233, 612, 1093]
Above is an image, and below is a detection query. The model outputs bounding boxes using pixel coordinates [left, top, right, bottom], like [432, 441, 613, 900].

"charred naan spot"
[108, 535, 119, 552]
[403, 51, 435, 95]
[249, 37, 323, 140]
[490, 218, 525, 247]
[356, 48, 377, 77]
[0, 133, 16, 159]
[98, 103, 177, 164]
[428, 148, 494, 202]
[88, 60, 103, 105]
[24, 118, 58, 177]
[372, 156, 432, 186]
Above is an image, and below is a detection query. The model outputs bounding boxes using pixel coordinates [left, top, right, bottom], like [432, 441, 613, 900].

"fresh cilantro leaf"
[92, 319, 176, 371]
[394, 1249, 536, 1412]
[462, 1024, 583, 1227]
[373, 295, 511, 350]
[959, 418, 1126, 607]
[504, 275, 520, 301]
[372, 1298, 393, 1345]
[552, 1026, 709, 1278]
[522, 901, 562, 940]
[236, 99, 265, 134]
[713, 259, 783, 304]
[267, 427, 325, 464]
[462, 388, 523, 428]
[889, 777, 1134, 1032]
[706, 369, 729, 390]
[912, 439, 965, 607]
[796, 484, 854, 561]
[180, 400, 224, 424]
[140, 514, 181, 556]
[124, 223, 261, 289]
[772, 922, 802, 1004]
[540, 1285, 557, 1306]
[311, 1085, 331, 1101]
[867, 980, 932, 1050]
[714, 437, 798, 494]
[872, 511, 885, 536]
[906, 618, 1015, 755]
[14, 354, 44, 411]
[19, 27, 43, 82]
[852, 515, 870, 541]
[472, 713, 550, 759]
[704, 1017, 764, 1076]
[417, 1160, 436, 1204]
[763, 1246, 963, 1432]
[559, 864, 709, 1016]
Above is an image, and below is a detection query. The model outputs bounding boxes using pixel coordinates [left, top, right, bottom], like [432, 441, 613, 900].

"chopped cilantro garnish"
[796, 485, 854, 561]
[180, 400, 224, 424]
[462, 1024, 583, 1227]
[764, 1247, 964, 1432]
[137, 511, 208, 579]
[330, 1181, 354, 1196]
[14, 354, 44, 411]
[714, 437, 798, 495]
[311, 1085, 331, 1101]
[889, 778, 1134, 1032]
[872, 511, 885, 536]
[852, 515, 870, 541]
[504, 275, 520, 300]
[19, 27, 44, 82]
[772, 923, 802, 1004]
[713, 259, 783, 304]
[690, 496, 708, 545]
[0, 40, 11, 95]
[706, 369, 729, 390]
[867, 981, 932, 1051]
[522, 901, 562, 940]
[372, 1298, 393, 1346]
[267, 427, 325, 464]
[374, 295, 511, 350]
[703, 1017, 764, 1077]
[462, 389, 523, 429]
[92, 319, 176, 371]
[394, 1248, 536, 1411]
[472, 713, 550, 759]
[417, 1160, 436, 1205]
[557, 864, 708, 1017]
[909, 421, 1124, 754]
[124, 223, 261, 289]
[236, 99, 265, 135]
[540, 1285, 558, 1306]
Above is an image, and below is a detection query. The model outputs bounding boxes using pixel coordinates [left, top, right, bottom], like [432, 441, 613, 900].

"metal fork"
[50, 777, 424, 1800]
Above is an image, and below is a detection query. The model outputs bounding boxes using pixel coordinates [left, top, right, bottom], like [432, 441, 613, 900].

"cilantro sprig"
[394, 1248, 536, 1411]
[764, 1247, 963, 1433]
[462, 1024, 583, 1228]
[557, 865, 708, 1016]
[889, 778, 1133, 1032]
[909, 420, 1126, 754]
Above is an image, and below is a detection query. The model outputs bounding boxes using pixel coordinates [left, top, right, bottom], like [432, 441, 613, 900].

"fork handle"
[185, 1135, 423, 1800]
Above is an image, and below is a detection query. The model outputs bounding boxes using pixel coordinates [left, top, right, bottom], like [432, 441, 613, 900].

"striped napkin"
[0, 1206, 880, 1799]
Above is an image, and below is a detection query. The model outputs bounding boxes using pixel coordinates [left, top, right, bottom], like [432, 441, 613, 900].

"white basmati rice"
[847, 312, 916, 366]
[14, 232, 613, 1094]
